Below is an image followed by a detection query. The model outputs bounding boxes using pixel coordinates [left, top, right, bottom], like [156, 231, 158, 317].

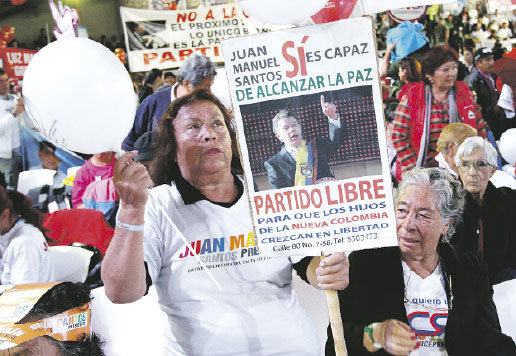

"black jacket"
[466, 67, 505, 139]
[264, 122, 341, 189]
[452, 181, 516, 284]
[325, 245, 516, 356]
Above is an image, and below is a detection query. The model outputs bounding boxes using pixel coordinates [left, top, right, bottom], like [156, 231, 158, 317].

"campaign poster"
[120, 5, 289, 72]
[223, 17, 398, 256]
[0, 48, 37, 89]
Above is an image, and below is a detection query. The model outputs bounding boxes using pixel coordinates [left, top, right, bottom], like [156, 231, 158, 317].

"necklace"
[403, 257, 453, 311]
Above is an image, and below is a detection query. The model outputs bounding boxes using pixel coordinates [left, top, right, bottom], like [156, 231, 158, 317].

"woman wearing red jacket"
[392, 47, 489, 177]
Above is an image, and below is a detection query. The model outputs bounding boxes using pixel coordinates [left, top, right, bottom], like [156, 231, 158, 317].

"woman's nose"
[199, 125, 216, 142]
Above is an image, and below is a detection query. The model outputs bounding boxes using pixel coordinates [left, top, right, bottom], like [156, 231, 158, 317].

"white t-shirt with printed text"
[403, 261, 449, 356]
[143, 181, 319, 356]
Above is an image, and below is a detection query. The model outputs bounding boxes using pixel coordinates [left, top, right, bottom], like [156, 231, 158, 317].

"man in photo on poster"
[264, 95, 342, 189]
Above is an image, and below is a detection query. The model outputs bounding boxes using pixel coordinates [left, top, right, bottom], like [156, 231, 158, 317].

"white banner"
[223, 17, 398, 256]
[120, 5, 289, 72]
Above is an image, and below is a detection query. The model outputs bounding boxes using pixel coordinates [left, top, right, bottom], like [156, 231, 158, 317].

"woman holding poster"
[392, 47, 488, 175]
[326, 168, 516, 356]
[101, 89, 349, 355]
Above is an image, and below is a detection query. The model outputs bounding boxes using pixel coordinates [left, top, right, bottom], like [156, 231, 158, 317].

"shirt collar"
[174, 174, 243, 207]
[0, 92, 14, 101]
[0, 218, 24, 249]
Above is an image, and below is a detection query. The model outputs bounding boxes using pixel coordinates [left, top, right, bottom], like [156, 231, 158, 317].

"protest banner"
[223, 17, 398, 258]
[120, 5, 289, 72]
[0, 48, 37, 89]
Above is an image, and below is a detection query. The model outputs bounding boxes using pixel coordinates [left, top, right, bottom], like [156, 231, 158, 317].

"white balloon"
[499, 128, 516, 166]
[236, 0, 327, 25]
[23, 37, 136, 154]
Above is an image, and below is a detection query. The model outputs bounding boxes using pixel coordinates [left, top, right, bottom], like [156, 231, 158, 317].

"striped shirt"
[392, 96, 488, 173]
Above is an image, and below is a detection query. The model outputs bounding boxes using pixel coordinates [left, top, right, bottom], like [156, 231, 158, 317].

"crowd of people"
[0, 2, 516, 355]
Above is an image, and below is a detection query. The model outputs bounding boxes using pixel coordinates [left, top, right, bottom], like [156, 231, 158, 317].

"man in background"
[163, 71, 177, 87]
[122, 54, 216, 151]
[0, 68, 24, 189]
[467, 47, 503, 138]
[31, 141, 67, 185]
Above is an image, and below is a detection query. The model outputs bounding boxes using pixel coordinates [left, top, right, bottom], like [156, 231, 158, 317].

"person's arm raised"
[101, 151, 153, 303]
[380, 41, 396, 79]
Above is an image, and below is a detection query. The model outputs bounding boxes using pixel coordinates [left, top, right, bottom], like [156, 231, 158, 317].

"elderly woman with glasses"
[325, 168, 515, 356]
[452, 136, 516, 284]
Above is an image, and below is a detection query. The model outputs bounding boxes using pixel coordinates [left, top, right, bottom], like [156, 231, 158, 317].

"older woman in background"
[392, 46, 488, 175]
[0, 186, 53, 284]
[326, 168, 516, 356]
[452, 136, 516, 284]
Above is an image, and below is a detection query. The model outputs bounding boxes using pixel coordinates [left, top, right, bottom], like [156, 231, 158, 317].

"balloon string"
[157, 205, 222, 291]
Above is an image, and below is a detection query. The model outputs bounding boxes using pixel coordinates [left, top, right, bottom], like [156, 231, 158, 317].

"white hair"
[454, 136, 497, 167]
[395, 168, 465, 242]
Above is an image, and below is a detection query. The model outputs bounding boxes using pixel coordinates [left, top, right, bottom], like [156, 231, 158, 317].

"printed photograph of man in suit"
[264, 95, 342, 189]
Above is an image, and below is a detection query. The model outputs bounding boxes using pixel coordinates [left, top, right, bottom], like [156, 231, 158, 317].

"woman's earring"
[429, 79, 434, 85]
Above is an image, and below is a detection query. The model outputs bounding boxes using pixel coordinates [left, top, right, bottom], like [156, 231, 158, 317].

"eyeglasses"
[458, 160, 492, 171]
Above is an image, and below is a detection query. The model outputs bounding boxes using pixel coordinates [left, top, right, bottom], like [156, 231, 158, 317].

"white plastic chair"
[50, 246, 93, 283]
[16, 169, 56, 195]
[494, 279, 516, 342]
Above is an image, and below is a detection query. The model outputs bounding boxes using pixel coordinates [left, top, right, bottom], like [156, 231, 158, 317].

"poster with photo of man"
[223, 17, 398, 256]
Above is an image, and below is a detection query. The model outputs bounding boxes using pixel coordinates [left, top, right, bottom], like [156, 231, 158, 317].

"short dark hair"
[39, 140, 57, 153]
[164, 71, 176, 79]
[421, 46, 459, 77]
[126, 21, 137, 32]
[144, 68, 162, 86]
[17, 282, 105, 356]
[463, 46, 474, 55]
[151, 89, 242, 186]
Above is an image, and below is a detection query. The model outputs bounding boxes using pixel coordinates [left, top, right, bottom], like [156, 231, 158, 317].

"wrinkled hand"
[114, 151, 153, 211]
[380, 319, 419, 355]
[321, 95, 337, 120]
[316, 252, 349, 290]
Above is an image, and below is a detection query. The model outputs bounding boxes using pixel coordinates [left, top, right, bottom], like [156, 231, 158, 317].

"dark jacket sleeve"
[292, 256, 312, 283]
[264, 158, 292, 190]
[122, 97, 156, 151]
[326, 249, 399, 356]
